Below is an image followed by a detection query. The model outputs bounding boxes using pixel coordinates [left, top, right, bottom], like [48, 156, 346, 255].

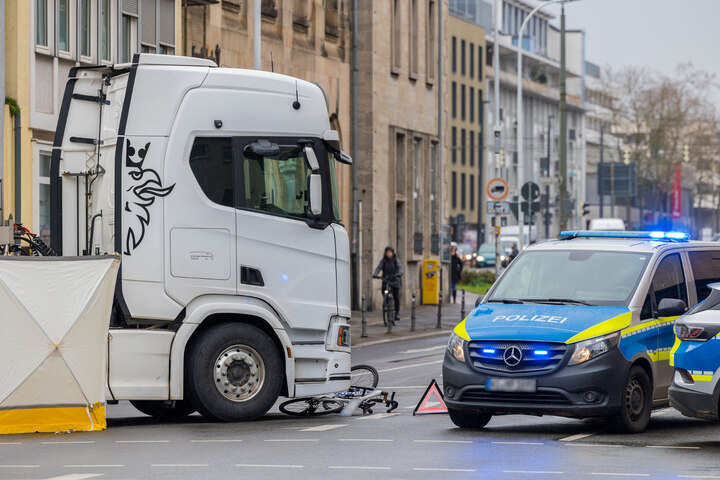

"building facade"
[447, 13, 486, 248]
[356, 0, 446, 308]
[3, 0, 181, 243]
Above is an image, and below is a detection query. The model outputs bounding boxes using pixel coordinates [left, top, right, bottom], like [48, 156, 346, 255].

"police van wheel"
[186, 323, 284, 422]
[130, 400, 196, 419]
[448, 408, 492, 429]
[612, 366, 652, 433]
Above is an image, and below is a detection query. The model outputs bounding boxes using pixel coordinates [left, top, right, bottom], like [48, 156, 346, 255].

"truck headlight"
[447, 332, 466, 362]
[568, 332, 620, 366]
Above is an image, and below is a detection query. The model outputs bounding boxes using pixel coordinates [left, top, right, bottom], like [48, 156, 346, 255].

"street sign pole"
[487, 178, 508, 277]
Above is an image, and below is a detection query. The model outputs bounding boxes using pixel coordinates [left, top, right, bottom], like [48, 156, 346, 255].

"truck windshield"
[488, 250, 651, 307]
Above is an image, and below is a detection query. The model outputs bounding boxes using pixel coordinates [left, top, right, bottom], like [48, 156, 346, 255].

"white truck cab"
[49, 54, 352, 421]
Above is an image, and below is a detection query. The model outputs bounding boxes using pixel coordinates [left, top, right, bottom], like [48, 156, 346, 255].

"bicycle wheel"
[350, 364, 379, 390]
[382, 294, 390, 327]
[279, 398, 344, 416]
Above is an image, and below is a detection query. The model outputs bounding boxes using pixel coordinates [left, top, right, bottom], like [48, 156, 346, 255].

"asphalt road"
[2, 334, 720, 480]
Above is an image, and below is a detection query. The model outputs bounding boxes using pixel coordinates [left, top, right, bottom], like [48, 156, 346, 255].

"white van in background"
[589, 218, 626, 231]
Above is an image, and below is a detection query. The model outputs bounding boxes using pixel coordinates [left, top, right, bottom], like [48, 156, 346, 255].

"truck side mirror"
[308, 174, 322, 217]
[657, 298, 687, 318]
[304, 146, 320, 171]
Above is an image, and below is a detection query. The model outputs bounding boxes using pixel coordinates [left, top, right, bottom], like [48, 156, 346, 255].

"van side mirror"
[304, 146, 320, 171]
[308, 174, 322, 217]
[657, 298, 687, 318]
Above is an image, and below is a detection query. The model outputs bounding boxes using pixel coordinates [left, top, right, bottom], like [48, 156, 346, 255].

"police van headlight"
[568, 332, 620, 366]
[448, 333, 466, 362]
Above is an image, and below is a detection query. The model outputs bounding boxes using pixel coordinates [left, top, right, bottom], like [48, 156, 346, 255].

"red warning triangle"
[413, 379, 448, 415]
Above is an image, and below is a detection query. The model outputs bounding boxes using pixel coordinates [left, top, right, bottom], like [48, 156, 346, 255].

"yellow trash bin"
[422, 259, 440, 304]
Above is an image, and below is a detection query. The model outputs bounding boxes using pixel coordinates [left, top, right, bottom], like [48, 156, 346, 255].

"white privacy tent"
[0, 256, 119, 434]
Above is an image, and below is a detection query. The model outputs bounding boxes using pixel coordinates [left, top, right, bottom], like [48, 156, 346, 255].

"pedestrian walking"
[508, 242, 520, 264]
[450, 242, 463, 303]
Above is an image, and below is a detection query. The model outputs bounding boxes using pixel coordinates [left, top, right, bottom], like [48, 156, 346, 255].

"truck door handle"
[241, 266, 265, 287]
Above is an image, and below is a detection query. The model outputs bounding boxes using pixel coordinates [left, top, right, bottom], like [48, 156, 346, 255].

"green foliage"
[458, 270, 496, 296]
[5, 97, 19, 117]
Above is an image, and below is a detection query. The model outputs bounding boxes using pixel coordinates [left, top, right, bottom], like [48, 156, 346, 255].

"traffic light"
[684, 144, 690, 163]
[623, 146, 630, 165]
[581, 202, 590, 217]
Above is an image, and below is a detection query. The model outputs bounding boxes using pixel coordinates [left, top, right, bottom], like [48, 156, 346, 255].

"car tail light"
[675, 324, 708, 341]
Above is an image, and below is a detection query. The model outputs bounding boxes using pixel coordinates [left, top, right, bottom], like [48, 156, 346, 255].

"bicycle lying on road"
[279, 364, 398, 416]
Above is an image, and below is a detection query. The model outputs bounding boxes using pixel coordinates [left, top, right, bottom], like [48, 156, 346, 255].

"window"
[160, 45, 174, 55]
[412, 139, 421, 235]
[451, 36, 456, 73]
[651, 254, 688, 312]
[461, 84, 465, 121]
[121, 14, 137, 63]
[396, 132, 405, 192]
[80, 0, 91, 57]
[451, 172, 457, 209]
[36, 0, 48, 47]
[101, 0, 111, 60]
[189, 137, 234, 208]
[469, 131, 474, 167]
[242, 142, 314, 220]
[689, 251, 720, 302]
[328, 153, 341, 222]
[426, 0, 436, 81]
[478, 46, 483, 78]
[461, 40, 466, 76]
[392, 0, 401, 71]
[38, 152, 52, 247]
[470, 174, 475, 211]
[478, 92, 483, 125]
[409, 0, 418, 77]
[430, 143, 437, 234]
[469, 42, 474, 79]
[461, 173, 466, 210]
[451, 127, 457, 164]
[461, 129, 466, 165]
[58, 0, 70, 52]
[469, 87, 474, 123]
[451, 82, 457, 119]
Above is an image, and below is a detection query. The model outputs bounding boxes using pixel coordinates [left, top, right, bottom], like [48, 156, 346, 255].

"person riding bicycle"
[372, 246, 403, 321]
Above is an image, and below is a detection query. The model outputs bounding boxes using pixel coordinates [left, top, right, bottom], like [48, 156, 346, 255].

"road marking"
[65, 465, 125, 468]
[0, 465, 40, 468]
[300, 424, 348, 432]
[115, 440, 169, 443]
[493, 441, 544, 446]
[503, 470, 563, 474]
[151, 464, 208, 467]
[0, 442, 21, 445]
[339, 438, 394, 442]
[236, 464, 304, 468]
[42, 441, 96, 444]
[383, 386, 428, 389]
[591, 473, 650, 477]
[354, 412, 401, 420]
[564, 443, 623, 448]
[264, 439, 319, 442]
[41, 475, 103, 480]
[646, 445, 699, 450]
[415, 468, 477, 472]
[328, 466, 392, 470]
[400, 345, 447, 354]
[189, 439, 243, 443]
[414, 440, 473, 444]
[679, 476, 720, 479]
[559, 432, 597, 442]
[654, 407, 674, 416]
[377, 360, 443, 373]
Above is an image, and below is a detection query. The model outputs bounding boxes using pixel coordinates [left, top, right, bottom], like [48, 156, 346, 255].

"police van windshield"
[489, 250, 651, 307]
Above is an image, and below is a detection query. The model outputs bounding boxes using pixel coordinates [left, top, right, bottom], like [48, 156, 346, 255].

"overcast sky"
[543, 0, 720, 106]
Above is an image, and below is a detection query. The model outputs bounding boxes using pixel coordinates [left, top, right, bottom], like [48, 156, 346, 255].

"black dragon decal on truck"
[124, 139, 175, 255]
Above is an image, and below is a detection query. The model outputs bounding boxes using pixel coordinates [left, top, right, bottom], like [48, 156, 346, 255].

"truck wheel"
[611, 365, 652, 433]
[186, 323, 283, 422]
[130, 400, 196, 419]
[448, 408, 492, 429]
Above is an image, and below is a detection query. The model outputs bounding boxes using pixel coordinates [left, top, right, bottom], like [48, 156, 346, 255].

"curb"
[352, 329, 452, 348]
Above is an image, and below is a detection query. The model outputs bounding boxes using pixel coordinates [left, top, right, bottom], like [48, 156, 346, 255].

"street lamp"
[516, 0, 580, 248]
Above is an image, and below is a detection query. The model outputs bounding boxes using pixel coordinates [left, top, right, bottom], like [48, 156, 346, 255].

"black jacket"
[373, 255, 403, 287]
[451, 254, 464, 284]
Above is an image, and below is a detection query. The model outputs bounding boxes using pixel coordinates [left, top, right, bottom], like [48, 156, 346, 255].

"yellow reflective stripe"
[0, 403, 105, 435]
[566, 312, 632, 344]
[454, 319, 470, 341]
[648, 350, 671, 362]
[669, 336, 681, 367]
[691, 374, 713, 382]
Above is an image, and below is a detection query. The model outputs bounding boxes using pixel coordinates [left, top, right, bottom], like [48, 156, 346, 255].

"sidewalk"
[350, 290, 480, 348]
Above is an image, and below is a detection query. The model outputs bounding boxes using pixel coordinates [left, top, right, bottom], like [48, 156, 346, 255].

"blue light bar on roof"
[558, 231, 690, 241]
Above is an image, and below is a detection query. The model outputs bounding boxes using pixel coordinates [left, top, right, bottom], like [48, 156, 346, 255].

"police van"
[444, 231, 720, 433]
[669, 283, 720, 420]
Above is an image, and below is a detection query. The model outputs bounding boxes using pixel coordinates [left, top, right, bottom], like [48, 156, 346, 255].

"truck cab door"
[235, 138, 338, 330]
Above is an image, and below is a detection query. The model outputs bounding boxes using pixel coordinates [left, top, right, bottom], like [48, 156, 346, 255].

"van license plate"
[485, 378, 537, 392]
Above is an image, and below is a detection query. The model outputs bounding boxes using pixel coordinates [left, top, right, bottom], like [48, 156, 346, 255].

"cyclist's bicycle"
[373, 275, 398, 327]
[279, 364, 398, 416]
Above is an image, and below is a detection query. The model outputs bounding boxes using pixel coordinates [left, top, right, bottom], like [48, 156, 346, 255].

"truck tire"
[130, 400, 196, 419]
[185, 323, 283, 422]
[611, 365, 652, 433]
[448, 408, 492, 429]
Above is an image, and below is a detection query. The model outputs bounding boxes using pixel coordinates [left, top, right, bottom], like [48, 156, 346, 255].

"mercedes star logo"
[503, 346, 523, 367]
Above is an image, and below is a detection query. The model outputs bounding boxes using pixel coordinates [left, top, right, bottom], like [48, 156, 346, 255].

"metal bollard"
[436, 291, 443, 329]
[410, 292, 416, 332]
[361, 295, 368, 337]
[460, 288, 466, 320]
